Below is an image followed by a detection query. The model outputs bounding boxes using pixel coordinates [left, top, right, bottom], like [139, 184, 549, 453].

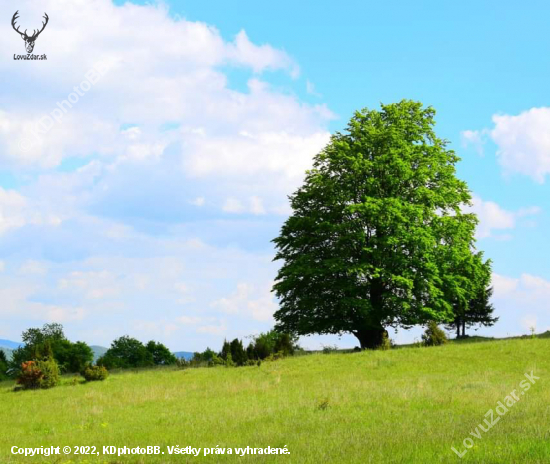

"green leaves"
[272, 100, 490, 348]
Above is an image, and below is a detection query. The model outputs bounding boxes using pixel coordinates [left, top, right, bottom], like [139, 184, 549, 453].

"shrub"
[16, 358, 60, 390]
[377, 331, 392, 351]
[224, 353, 235, 367]
[422, 322, 448, 347]
[208, 354, 224, 367]
[175, 358, 190, 369]
[248, 330, 298, 360]
[36, 357, 60, 389]
[16, 361, 42, 389]
[82, 365, 109, 382]
[322, 345, 338, 354]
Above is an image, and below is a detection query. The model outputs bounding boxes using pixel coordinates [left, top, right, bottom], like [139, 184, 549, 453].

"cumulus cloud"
[466, 195, 540, 239]
[0, 187, 61, 235]
[491, 108, 550, 183]
[465, 107, 550, 183]
[211, 282, 277, 322]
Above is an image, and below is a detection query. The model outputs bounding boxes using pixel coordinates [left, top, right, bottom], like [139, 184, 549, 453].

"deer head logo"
[11, 11, 49, 54]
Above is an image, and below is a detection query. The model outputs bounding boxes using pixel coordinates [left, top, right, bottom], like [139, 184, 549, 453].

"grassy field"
[1, 338, 549, 463]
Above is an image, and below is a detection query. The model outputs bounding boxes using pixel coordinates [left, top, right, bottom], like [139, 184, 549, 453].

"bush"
[422, 322, 448, 347]
[82, 365, 109, 382]
[322, 345, 339, 354]
[377, 331, 392, 351]
[37, 358, 60, 389]
[175, 357, 190, 369]
[16, 358, 60, 390]
[247, 330, 298, 360]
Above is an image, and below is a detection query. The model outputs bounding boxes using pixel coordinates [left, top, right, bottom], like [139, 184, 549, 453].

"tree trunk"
[456, 322, 460, 339]
[353, 327, 388, 350]
[462, 321, 466, 337]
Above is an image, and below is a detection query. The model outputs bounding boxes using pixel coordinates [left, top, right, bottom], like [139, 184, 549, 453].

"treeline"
[0, 324, 298, 390]
[185, 331, 297, 368]
[97, 337, 177, 369]
[1, 324, 178, 390]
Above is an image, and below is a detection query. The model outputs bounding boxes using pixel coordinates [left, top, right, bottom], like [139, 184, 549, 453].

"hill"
[0, 339, 22, 350]
[90, 345, 108, 362]
[173, 351, 193, 361]
[1, 337, 547, 462]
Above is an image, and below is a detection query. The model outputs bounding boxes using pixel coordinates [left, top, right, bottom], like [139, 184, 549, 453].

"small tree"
[146, 341, 177, 365]
[98, 336, 154, 369]
[422, 322, 448, 346]
[16, 357, 60, 390]
[220, 340, 231, 361]
[229, 339, 247, 366]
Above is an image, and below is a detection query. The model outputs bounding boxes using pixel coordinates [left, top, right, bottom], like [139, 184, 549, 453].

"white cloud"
[489, 107, 550, 183]
[250, 196, 266, 215]
[0, 187, 61, 235]
[306, 80, 321, 97]
[18, 261, 48, 276]
[223, 198, 245, 214]
[197, 321, 227, 335]
[211, 282, 276, 322]
[190, 197, 205, 207]
[58, 270, 121, 300]
[461, 129, 486, 155]
[466, 195, 540, 239]
[178, 316, 202, 325]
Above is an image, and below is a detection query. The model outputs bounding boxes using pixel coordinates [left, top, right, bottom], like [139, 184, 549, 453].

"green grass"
[2, 338, 550, 463]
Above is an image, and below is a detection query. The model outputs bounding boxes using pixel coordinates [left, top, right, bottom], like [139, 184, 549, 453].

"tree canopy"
[9, 323, 93, 374]
[272, 100, 492, 348]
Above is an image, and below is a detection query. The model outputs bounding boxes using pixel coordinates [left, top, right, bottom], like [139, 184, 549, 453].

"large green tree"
[272, 100, 491, 349]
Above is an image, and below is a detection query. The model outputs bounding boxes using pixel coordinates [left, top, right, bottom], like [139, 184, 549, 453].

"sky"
[0, 0, 549, 351]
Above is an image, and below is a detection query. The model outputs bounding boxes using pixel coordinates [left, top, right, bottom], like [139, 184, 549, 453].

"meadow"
[1, 338, 549, 463]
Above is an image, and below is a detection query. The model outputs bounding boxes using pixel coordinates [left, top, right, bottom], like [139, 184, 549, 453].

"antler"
[30, 13, 49, 39]
[11, 10, 25, 37]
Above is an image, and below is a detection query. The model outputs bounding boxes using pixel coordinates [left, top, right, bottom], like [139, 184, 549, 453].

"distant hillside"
[0, 339, 23, 350]
[174, 351, 194, 361]
[91, 345, 108, 362]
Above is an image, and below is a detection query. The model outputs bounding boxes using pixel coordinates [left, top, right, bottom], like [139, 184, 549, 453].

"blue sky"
[0, 0, 549, 350]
